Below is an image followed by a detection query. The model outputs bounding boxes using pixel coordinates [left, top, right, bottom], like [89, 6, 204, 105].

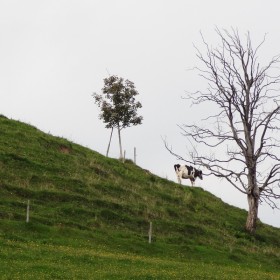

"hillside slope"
[0, 115, 280, 279]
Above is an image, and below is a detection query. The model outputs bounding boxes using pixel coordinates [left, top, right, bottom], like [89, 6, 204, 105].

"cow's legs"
[177, 173, 182, 184]
[177, 176, 182, 184]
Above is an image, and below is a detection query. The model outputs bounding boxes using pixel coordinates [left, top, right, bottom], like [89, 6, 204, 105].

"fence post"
[134, 147, 136, 164]
[26, 200, 30, 223]
[148, 221, 152, 244]
[123, 150, 126, 163]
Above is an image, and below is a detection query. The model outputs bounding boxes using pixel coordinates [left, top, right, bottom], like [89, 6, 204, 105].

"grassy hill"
[0, 114, 280, 279]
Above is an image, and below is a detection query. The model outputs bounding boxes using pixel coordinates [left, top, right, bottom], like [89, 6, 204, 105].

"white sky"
[1, 0, 280, 227]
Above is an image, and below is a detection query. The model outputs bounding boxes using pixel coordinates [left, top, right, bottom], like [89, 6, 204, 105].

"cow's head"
[196, 169, 203, 180]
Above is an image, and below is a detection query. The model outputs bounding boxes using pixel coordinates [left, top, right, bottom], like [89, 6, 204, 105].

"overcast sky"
[1, 0, 280, 227]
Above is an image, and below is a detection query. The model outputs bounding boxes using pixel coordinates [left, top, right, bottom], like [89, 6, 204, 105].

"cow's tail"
[174, 164, 180, 172]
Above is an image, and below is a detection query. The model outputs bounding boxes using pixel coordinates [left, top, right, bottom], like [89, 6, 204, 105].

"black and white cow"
[174, 164, 203, 186]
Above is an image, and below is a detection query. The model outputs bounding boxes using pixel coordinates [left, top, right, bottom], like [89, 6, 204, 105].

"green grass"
[1, 237, 279, 280]
[0, 115, 280, 279]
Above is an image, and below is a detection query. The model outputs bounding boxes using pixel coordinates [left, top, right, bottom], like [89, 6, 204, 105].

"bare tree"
[166, 28, 280, 233]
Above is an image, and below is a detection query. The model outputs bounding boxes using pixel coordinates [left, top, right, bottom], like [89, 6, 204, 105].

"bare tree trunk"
[245, 167, 259, 233]
[246, 193, 259, 233]
[117, 125, 123, 160]
[106, 127, 113, 157]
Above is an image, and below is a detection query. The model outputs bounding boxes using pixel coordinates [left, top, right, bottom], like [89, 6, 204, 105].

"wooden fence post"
[123, 150, 126, 163]
[26, 200, 30, 223]
[148, 221, 152, 244]
[134, 147, 136, 164]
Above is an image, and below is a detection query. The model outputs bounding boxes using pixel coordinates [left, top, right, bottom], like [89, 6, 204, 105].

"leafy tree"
[93, 75, 143, 159]
[165, 29, 280, 233]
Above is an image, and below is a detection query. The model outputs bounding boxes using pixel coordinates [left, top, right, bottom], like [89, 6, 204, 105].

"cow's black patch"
[185, 165, 194, 175]
[174, 164, 181, 171]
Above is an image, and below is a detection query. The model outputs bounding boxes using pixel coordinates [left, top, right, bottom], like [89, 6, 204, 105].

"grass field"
[2, 238, 280, 279]
[0, 115, 280, 279]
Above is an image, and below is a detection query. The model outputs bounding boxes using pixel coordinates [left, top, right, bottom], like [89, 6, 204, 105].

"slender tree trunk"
[106, 127, 114, 157]
[246, 193, 259, 233]
[117, 125, 123, 160]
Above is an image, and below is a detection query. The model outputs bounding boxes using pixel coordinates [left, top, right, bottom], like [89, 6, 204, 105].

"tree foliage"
[93, 75, 143, 159]
[93, 75, 143, 130]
